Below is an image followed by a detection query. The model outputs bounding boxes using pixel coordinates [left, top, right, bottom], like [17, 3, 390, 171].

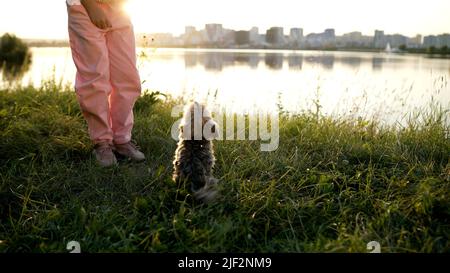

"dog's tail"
[192, 176, 219, 203]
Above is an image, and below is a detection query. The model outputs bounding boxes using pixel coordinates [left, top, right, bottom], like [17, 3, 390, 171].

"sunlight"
[123, 0, 136, 17]
[122, 0, 186, 35]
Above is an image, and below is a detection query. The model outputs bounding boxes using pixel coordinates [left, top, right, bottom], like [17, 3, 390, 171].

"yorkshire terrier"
[172, 102, 220, 203]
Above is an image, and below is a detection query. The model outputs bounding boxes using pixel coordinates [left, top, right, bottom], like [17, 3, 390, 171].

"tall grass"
[0, 80, 448, 253]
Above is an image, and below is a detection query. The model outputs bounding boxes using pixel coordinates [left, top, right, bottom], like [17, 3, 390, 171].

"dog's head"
[179, 102, 219, 141]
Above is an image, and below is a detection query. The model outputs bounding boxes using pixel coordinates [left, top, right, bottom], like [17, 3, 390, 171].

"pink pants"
[67, 3, 141, 145]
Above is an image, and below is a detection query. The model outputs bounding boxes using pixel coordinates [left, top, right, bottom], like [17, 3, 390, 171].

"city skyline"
[1, 0, 450, 39]
[135, 25, 449, 51]
[21, 24, 450, 52]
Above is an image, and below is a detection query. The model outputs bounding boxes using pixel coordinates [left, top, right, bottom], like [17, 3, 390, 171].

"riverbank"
[0, 82, 449, 252]
[23, 43, 450, 57]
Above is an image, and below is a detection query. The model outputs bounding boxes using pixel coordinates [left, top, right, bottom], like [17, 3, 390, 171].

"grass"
[0, 80, 449, 253]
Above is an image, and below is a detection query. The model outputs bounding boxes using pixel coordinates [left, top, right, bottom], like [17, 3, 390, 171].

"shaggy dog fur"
[172, 102, 219, 203]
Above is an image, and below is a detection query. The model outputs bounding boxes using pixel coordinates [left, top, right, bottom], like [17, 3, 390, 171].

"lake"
[2, 47, 449, 126]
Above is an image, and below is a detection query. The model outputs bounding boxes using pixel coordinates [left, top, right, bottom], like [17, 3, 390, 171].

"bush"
[0, 33, 32, 76]
[427, 46, 437, 54]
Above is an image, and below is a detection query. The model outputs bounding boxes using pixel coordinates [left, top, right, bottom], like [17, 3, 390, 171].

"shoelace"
[128, 140, 141, 151]
[95, 143, 113, 155]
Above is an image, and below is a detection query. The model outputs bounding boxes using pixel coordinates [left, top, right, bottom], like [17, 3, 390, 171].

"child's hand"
[81, 0, 112, 29]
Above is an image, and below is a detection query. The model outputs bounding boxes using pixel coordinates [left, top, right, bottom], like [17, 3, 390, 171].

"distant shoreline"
[26, 45, 450, 58]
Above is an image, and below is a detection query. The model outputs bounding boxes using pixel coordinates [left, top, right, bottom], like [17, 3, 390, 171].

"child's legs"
[68, 5, 113, 144]
[107, 24, 142, 145]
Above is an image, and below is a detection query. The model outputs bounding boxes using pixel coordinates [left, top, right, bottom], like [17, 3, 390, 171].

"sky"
[0, 0, 449, 39]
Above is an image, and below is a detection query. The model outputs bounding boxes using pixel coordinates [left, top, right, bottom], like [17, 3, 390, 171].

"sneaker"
[93, 142, 117, 167]
[114, 141, 146, 162]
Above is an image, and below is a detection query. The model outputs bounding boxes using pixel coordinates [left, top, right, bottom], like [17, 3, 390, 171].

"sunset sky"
[0, 0, 449, 39]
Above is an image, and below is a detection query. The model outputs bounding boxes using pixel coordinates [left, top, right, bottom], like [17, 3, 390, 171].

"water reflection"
[288, 55, 303, 70]
[180, 51, 416, 71]
[341, 56, 362, 68]
[202, 53, 224, 71]
[1, 62, 31, 83]
[181, 52, 369, 71]
[372, 57, 384, 71]
[304, 55, 334, 69]
[265, 54, 283, 69]
[184, 53, 198, 67]
[235, 53, 260, 68]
